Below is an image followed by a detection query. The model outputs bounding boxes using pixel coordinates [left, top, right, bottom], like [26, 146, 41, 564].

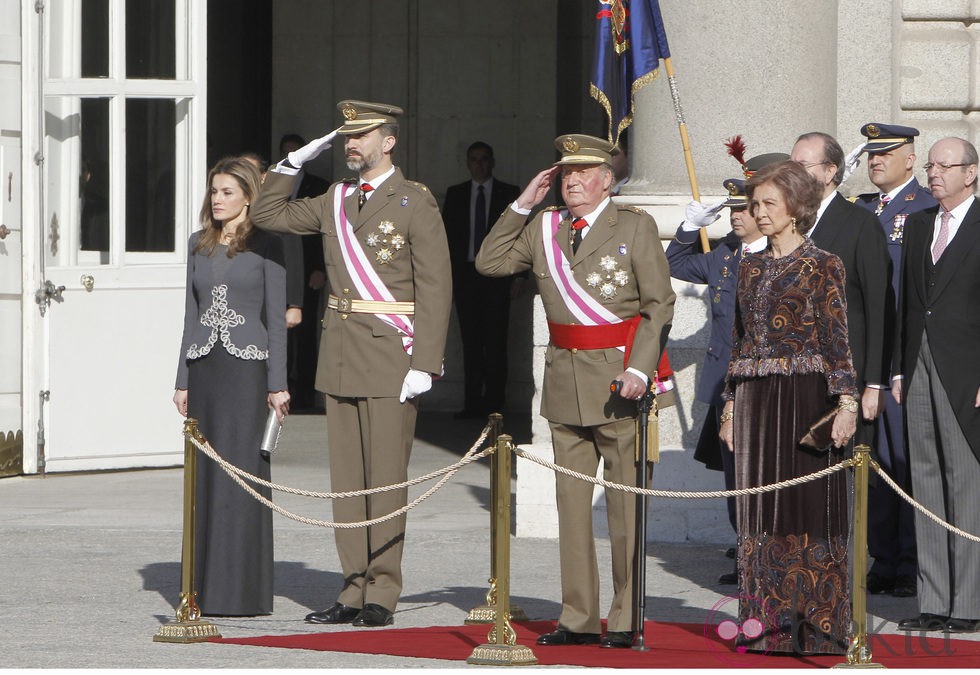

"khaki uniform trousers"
[327, 394, 418, 612]
[550, 417, 639, 634]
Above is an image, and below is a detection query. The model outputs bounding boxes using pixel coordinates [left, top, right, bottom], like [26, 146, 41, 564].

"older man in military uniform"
[252, 100, 452, 628]
[854, 122, 936, 598]
[477, 134, 675, 648]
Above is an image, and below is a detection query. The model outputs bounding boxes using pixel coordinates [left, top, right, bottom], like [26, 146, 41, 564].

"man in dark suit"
[790, 132, 892, 445]
[278, 134, 331, 411]
[893, 137, 980, 634]
[853, 123, 937, 598]
[442, 142, 521, 417]
[665, 152, 784, 583]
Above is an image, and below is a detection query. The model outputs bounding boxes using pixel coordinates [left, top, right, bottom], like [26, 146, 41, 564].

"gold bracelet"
[719, 410, 734, 423]
[837, 395, 859, 413]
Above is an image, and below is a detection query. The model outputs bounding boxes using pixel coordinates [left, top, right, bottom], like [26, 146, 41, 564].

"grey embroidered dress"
[175, 229, 287, 616]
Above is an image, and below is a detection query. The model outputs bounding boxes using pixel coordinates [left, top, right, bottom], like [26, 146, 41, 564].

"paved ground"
[0, 411, 970, 669]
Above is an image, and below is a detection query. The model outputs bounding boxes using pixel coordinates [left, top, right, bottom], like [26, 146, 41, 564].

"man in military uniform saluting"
[252, 100, 452, 628]
[476, 134, 675, 648]
[854, 122, 936, 598]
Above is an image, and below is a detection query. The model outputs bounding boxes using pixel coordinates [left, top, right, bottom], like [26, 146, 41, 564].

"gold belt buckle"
[337, 297, 352, 314]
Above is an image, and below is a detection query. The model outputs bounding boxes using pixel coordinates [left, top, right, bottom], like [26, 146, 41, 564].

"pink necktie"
[875, 194, 891, 216]
[932, 210, 951, 263]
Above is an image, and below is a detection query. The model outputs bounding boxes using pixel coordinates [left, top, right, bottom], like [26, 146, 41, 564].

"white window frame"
[42, 0, 206, 269]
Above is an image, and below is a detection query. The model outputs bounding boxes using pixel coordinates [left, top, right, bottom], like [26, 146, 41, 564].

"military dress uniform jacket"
[251, 169, 452, 398]
[895, 200, 980, 460]
[665, 228, 741, 409]
[476, 202, 675, 427]
[856, 178, 937, 293]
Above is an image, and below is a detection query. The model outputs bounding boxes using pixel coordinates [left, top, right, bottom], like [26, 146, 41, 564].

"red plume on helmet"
[724, 135, 747, 170]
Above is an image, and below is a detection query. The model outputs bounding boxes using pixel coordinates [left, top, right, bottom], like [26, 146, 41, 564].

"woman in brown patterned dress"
[718, 160, 859, 655]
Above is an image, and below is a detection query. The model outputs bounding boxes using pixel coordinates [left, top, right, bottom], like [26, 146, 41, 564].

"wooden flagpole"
[662, 56, 711, 253]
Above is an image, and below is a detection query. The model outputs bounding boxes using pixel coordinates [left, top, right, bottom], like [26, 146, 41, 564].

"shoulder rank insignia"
[544, 205, 562, 212]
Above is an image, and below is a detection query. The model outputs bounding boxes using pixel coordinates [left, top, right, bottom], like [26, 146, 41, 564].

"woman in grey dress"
[173, 156, 289, 616]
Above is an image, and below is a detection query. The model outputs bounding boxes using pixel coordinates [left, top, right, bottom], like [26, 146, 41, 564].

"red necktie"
[358, 183, 373, 208]
[571, 218, 586, 253]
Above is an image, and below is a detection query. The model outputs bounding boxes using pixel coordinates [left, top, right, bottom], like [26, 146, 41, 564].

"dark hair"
[238, 151, 269, 174]
[745, 160, 822, 232]
[279, 133, 305, 152]
[467, 141, 493, 157]
[195, 156, 262, 257]
[796, 131, 845, 185]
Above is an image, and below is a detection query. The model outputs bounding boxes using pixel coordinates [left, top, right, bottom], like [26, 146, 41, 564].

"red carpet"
[213, 619, 980, 668]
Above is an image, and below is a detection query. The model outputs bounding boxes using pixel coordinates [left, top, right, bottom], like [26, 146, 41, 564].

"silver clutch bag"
[260, 409, 283, 455]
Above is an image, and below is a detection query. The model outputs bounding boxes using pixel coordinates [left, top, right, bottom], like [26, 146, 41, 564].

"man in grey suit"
[893, 137, 980, 634]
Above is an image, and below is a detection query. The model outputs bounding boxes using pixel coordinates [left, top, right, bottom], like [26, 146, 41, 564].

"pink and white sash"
[541, 210, 625, 353]
[333, 183, 414, 353]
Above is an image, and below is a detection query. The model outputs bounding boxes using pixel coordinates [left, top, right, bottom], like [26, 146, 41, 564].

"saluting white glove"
[287, 128, 341, 168]
[681, 198, 726, 231]
[399, 368, 432, 403]
[841, 143, 865, 184]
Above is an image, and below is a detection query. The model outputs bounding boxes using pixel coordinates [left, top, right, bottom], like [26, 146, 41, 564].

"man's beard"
[346, 149, 378, 173]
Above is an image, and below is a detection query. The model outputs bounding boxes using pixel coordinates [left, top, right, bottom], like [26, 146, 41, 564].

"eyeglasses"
[795, 160, 830, 170]
[923, 162, 970, 173]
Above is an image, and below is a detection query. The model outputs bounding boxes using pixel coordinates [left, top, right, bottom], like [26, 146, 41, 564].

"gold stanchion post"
[467, 435, 538, 666]
[466, 414, 528, 625]
[153, 418, 221, 643]
[834, 443, 883, 668]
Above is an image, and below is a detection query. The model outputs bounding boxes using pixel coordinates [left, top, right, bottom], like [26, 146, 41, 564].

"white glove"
[841, 142, 865, 184]
[399, 368, 432, 403]
[681, 198, 726, 231]
[287, 128, 341, 168]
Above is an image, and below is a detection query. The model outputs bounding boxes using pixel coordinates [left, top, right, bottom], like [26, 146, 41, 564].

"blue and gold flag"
[590, 0, 671, 145]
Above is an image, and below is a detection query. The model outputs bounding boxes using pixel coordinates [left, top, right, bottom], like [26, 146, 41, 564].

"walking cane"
[611, 379, 655, 651]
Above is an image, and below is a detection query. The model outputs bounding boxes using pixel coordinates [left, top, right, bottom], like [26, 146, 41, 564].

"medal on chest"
[585, 255, 630, 300]
[364, 220, 405, 264]
[890, 213, 907, 243]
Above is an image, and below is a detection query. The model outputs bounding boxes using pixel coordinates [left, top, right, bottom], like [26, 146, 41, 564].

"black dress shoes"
[945, 617, 980, 633]
[305, 602, 361, 624]
[718, 570, 738, 585]
[725, 547, 736, 559]
[352, 603, 394, 627]
[898, 613, 947, 631]
[892, 574, 916, 598]
[866, 572, 895, 595]
[535, 628, 601, 646]
[600, 631, 633, 648]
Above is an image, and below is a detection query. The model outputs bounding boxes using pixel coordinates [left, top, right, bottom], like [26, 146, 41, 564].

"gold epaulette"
[618, 204, 646, 215]
[403, 180, 430, 193]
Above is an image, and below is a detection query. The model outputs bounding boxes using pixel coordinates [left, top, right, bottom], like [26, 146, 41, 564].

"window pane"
[80, 98, 111, 258]
[126, 99, 175, 252]
[126, 0, 176, 79]
[81, 0, 109, 78]
[48, 0, 109, 79]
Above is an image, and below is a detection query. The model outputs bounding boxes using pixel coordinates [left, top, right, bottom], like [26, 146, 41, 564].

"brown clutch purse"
[799, 408, 837, 452]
